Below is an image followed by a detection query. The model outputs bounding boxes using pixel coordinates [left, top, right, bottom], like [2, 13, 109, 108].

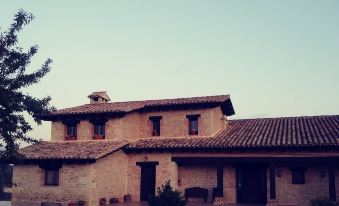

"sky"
[1, 0, 338, 142]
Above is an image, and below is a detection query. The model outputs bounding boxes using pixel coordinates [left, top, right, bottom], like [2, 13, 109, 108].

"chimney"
[88, 91, 111, 104]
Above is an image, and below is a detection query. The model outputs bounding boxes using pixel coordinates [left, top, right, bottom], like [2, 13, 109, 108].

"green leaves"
[0, 9, 54, 161]
[148, 180, 187, 206]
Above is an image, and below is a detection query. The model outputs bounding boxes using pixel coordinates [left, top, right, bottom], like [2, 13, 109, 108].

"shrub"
[148, 180, 187, 206]
[310, 198, 339, 206]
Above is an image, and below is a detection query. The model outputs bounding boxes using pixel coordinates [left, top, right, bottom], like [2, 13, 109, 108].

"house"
[12, 91, 339, 206]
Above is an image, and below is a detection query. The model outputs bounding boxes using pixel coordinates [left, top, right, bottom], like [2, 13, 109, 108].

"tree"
[0, 9, 55, 161]
[148, 180, 187, 206]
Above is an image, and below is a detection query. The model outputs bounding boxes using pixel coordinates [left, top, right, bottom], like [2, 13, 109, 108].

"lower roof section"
[18, 139, 129, 162]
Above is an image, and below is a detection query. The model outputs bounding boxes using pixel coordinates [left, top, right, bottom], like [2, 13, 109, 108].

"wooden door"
[140, 165, 156, 201]
[236, 165, 267, 204]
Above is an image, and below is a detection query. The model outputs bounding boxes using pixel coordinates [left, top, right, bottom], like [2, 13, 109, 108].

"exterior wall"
[12, 151, 129, 206]
[51, 121, 64, 141]
[127, 153, 178, 202]
[89, 150, 129, 206]
[77, 120, 92, 141]
[12, 164, 92, 205]
[106, 112, 141, 141]
[139, 107, 225, 138]
[178, 166, 217, 202]
[223, 166, 236, 204]
[50, 107, 226, 142]
[274, 166, 330, 206]
[176, 165, 236, 204]
[12, 151, 339, 206]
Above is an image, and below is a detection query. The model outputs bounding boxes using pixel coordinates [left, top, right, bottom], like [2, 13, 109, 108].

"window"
[291, 168, 305, 184]
[45, 169, 59, 186]
[94, 124, 105, 138]
[149, 116, 162, 136]
[186, 114, 201, 135]
[66, 125, 77, 137]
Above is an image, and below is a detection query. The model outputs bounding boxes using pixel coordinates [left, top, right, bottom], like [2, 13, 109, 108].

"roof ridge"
[77, 94, 229, 105]
[229, 114, 339, 121]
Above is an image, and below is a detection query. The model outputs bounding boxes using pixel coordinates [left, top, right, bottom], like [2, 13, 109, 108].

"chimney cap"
[88, 91, 111, 102]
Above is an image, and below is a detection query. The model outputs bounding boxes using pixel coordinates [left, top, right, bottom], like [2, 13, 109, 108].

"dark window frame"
[149, 116, 162, 136]
[291, 168, 306, 184]
[186, 114, 201, 135]
[44, 169, 60, 186]
[66, 124, 77, 137]
[94, 123, 105, 137]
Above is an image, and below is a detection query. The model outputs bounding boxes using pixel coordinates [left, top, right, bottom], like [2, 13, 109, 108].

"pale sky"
[1, 0, 338, 142]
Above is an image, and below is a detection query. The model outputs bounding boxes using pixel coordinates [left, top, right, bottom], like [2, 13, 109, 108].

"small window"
[291, 168, 305, 184]
[187, 114, 200, 135]
[45, 169, 59, 186]
[149, 116, 162, 136]
[66, 125, 77, 137]
[94, 124, 105, 138]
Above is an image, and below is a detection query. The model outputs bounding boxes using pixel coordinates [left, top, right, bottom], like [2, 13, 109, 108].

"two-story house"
[12, 92, 339, 206]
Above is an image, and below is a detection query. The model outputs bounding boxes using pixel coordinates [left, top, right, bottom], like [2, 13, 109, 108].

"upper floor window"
[291, 168, 305, 184]
[45, 169, 59, 186]
[94, 123, 105, 139]
[149, 116, 162, 136]
[66, 125, 77, 138]
[186, 114, 201, 135]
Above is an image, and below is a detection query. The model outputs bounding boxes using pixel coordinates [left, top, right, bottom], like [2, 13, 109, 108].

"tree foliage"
[0, 9, 54, 161]
[148, 180, 187, 206]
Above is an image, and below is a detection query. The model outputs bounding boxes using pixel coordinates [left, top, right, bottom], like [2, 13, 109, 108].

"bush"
[310, 198, 339, 206]
[148, 180, 187, 206]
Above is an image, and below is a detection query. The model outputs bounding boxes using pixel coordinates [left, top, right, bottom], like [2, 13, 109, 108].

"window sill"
[94, 135, 105, 140]
[65, 136, 77, 141]
[44, 184, 59, 187]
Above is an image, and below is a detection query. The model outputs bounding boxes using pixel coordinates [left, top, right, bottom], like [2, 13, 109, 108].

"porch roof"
[18, 139, 129, 161]
[125, 115, 339, 152]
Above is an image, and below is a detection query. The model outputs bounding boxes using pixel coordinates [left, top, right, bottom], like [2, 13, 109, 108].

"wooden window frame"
[186, 114, 200, 135]
[94, 123, 105, 138]
[149, 116, 162, 136]
[44, 169, 60, 186]
[66, 124, 77, 138]
[291, 168, 306, 184]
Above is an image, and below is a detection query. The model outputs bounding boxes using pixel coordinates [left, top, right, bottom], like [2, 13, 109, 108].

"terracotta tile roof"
[125, 115, 339, 152]
[42, 95, 234, 118]
[19, 139, 129, 160]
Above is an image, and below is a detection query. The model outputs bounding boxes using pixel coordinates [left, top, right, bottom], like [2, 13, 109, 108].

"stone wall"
[178, 166, 217, 202]
[274, 166, 330, 206]
[89, 150, 129, 206]
[50, 107, 226, 141]
[51, 121, 64, 141]
[12, 163, 92, 205]
[12, 150, 339, 206]
[106, 112, 141, 141]
[139, 107, 225, 138]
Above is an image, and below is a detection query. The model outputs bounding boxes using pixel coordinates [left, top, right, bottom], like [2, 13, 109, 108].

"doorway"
[140, 164, 156, 201]
[236, 165, 267, 204]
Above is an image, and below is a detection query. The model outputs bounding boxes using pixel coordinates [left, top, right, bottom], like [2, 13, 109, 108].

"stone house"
[12, 92, 339, 206]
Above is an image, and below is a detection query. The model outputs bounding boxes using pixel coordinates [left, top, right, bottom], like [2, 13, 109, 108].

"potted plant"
[109, 197, 119, 204]
[99, 198, 106, 206]
[123, 194, 132, 202]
